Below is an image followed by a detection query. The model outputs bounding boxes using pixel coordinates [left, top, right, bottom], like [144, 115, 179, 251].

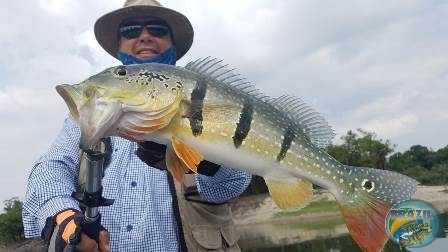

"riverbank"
[230, 185, 448, 249]
[230, 185, 448, 225]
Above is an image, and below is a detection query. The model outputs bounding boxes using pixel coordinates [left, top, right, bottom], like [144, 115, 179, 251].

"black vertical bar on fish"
[189, 78, 207, 136]
[233, 101, 254, 148]
[277, 126, 295, 161]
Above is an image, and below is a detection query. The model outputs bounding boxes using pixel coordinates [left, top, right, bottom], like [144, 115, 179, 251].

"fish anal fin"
[171, 136, 203, 174]
[264, 178, 313, 209]
[339, 198, 393, 252]
[165, 146, 188, 182]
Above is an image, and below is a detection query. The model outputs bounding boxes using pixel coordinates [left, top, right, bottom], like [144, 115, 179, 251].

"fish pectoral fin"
[165, 145, 190, 182]
[171, 136, 203, 174]
[264, 178, 313, 209]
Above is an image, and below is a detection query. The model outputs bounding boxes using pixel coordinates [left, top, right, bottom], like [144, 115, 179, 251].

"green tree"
[327, 129, 394, 169]
[408, 145, 433, 169]
[433, 145, 448, 164]
[0, 197, 24, 243]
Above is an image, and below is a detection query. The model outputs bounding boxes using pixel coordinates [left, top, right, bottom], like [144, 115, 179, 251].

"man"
[22, 1, 252, 251]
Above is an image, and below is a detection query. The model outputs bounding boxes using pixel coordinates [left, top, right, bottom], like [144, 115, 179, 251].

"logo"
[385, 199, 443, 248]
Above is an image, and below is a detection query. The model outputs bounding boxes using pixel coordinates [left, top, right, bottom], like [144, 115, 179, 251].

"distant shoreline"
[230, 185, 448, 225]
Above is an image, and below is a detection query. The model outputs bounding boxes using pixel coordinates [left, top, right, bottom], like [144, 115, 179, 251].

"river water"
[237, 213, 447, 252]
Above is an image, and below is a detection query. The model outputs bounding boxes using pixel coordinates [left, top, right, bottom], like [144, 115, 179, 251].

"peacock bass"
[56, 58, 418, 252]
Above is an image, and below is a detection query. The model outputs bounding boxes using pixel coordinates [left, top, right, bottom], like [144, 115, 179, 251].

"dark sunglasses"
[119, 22, 170, 39]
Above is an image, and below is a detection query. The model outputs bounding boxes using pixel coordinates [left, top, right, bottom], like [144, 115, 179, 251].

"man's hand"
[136, 141, 221, 176]
[76, 230, 110, 252]
[42, 209, 110, 252]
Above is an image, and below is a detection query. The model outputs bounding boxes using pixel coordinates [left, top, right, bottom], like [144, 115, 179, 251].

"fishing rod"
[65, 142, 114, 251]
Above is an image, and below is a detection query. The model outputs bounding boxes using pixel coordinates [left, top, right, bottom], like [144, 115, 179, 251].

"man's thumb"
[99, 230, 110, 252]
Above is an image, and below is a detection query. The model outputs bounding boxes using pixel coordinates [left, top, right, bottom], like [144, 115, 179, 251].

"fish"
[399, 228, 431, 247]
[56, 58, 418, 252]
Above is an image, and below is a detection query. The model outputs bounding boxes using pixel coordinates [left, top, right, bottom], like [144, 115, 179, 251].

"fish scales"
[176, 76, 343, 192]
[56, 59, 419, 252]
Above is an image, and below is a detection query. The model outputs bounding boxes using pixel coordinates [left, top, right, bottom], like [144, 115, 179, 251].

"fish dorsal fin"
[269, 95, 335, 148]
[185, 57, 335, 148]
[185, 57, 265, 99]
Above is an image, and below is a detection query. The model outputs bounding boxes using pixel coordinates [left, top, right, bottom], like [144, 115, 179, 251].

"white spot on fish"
[220, 132, 228, 137]
[326, 170, 331, 174]
[339, 178, 344, 183]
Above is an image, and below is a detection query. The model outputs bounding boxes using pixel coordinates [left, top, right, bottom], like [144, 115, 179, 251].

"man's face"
[118, 17, 173, 60]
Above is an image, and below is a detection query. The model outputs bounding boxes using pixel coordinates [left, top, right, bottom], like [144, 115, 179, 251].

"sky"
[0, 0, 447, 207]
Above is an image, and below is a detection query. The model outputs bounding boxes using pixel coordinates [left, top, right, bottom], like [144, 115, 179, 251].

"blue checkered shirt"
[23, 116, 252, 251]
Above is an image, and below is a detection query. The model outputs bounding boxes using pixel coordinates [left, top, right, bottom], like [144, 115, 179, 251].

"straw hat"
[94, 0, 194, 60]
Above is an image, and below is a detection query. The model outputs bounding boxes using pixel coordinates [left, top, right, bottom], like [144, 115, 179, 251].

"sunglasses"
[119, 22, 170, 39]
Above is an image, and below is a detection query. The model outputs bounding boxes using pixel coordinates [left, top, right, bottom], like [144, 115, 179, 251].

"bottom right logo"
[385, 199, 444, 248]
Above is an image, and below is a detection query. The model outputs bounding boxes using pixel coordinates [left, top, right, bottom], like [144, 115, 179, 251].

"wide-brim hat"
[94, 0, 194, 60]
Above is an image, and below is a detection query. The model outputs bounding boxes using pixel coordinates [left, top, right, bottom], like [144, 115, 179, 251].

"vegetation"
[285, 218, 345, 230]
[328, 129, 448, 185]
[274, 200, 339, 217]
[0, 197, 24, 244]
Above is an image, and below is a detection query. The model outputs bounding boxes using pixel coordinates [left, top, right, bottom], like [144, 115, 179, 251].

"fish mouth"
[56, 84, 82, 121]
[56, 84, 122, 150]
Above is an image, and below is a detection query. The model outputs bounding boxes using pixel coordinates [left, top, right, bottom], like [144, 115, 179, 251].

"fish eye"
[114, 66, 127, 76]
[361, 179, 374, 192]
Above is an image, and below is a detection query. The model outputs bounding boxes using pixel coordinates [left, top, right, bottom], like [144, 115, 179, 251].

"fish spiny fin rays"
[185, 58, 334, 148]
[264, 178, 313, 209]
[171, 136, 202, 175]
[165, 144, 190, 182]
[269, 95, 335, 149]
[185, 57, 266, 100]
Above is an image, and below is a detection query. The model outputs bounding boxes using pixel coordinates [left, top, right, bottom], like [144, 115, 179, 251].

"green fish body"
[56, 58, 418, 252]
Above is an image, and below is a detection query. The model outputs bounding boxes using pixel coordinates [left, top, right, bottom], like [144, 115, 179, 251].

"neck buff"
[117, 45, 177, 65]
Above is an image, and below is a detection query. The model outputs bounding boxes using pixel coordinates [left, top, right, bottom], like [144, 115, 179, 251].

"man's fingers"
[76, 233, 100, 252]
[99, 230, 111, 252]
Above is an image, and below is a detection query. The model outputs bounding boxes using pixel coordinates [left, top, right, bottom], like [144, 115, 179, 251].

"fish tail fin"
[335, 166, 418, 252]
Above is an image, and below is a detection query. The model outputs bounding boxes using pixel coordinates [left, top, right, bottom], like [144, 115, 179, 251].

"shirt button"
[127, 225, 133, 232]
[131, 181, 137, 187]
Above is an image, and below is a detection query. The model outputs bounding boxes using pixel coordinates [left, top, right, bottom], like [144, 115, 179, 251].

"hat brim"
[94, 5, 194, 60]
